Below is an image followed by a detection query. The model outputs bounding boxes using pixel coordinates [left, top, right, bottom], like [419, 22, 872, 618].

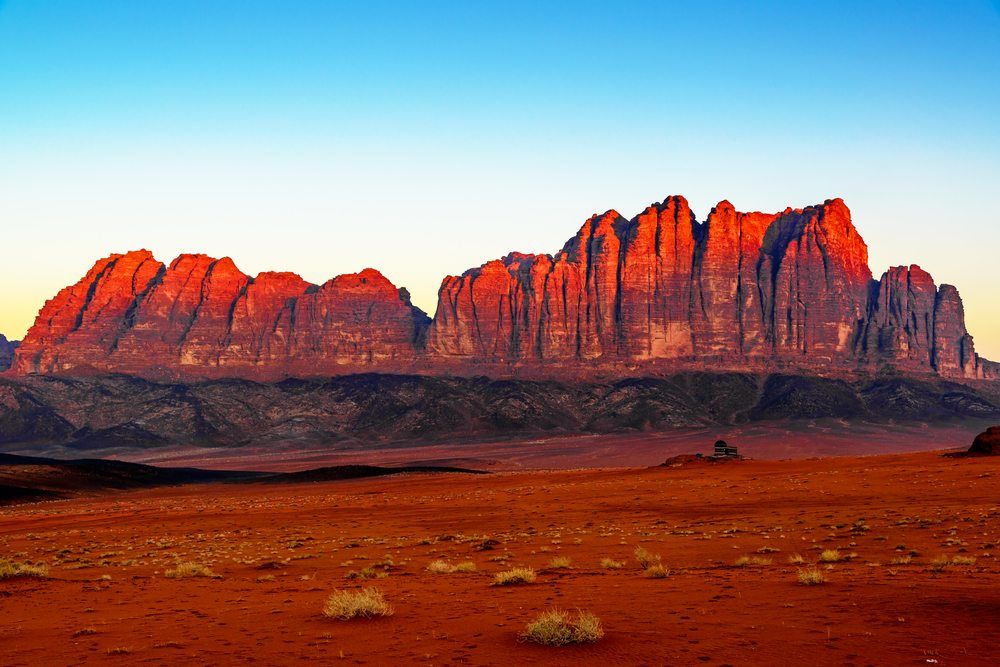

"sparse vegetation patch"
[164, 562, 218, 579]
[494, 567, 536, 586]
[323, 588, 393, 620]
[797, 567, 827, 585]
[735, 555, 772, 567]
[644, 563, 670, 578]
[0, 558, 49, 580]
[427, 560, 476, 574]
[634, 546, 661, 569]
[521, 609, 603, 646]
[548, 556, 571, 569]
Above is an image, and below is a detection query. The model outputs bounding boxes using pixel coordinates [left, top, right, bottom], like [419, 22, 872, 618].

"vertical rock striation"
[427, 196, 988, 378]
[14, 253, 428, 378]
[10, 194, 993, 380]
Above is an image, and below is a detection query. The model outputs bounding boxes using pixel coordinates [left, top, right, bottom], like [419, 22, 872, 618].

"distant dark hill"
[263, 464, 487, 484]
[0, 452, 257, 504]
[0, 452, 485, 505]
[0, 372, 997, 457]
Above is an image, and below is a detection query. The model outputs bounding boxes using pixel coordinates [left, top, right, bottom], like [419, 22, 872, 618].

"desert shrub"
[633, 546, 661, 569]
[600, 558, 624, 570]
[930, 555, 951, 571]
[323, 588, 393, 620]
[428, 560, 475, 574]
[346, 565, 386, 580]
[735, 556, 772, 567]
[494, 567, 536, 586]
[797, 567, 826, 585]
[548, 556, 571, 569]
[164, 562, 218, 579]
[644, 563, 670, 578]
[932, 554, 976, 570]
[521, 609, 603, 646]
[0, 558, 48, 579]
[818, 550, 842, 563]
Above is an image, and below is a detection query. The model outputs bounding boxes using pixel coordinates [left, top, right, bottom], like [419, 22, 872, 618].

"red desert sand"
[1, 450, 999, 665]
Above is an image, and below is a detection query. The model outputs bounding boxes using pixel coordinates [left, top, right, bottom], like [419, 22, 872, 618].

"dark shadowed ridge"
[0, 452, 486, 505]
[1, 372, 998, 455]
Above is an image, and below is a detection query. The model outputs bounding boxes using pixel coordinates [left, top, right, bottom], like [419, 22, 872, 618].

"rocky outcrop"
[0, 335, 18, 371]
[13, 251, 428, 378]
[9, 194, 993, 380]
[428, 196, 989, 378]
[969, 426, 1000, 455]
[860, 266, 980, 376]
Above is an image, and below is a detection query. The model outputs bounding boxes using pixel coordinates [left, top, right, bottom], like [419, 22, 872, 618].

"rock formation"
[9, 194, 993, 380]
[0, 334, 18, 371]
[13, 252, 428, 378]
[428, 197, 990, 378]
[968, 426, 1000, 455]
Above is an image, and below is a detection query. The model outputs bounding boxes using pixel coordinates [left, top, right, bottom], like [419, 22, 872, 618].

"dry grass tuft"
[932, 554, 976, 570]
[521, 609, 603, 646]
[787, 554, 805, 564]
[600, 558, 624, 570]
[818, 549, 842, 563]
[930, 554, 951, 571]
[633, 546, 661, 569]
[428, 560, 476, 574]
[548, 556, 572, 569]
[346, 566, 380, 580]
[797, 567, 827, 585]
[735, 555, 772, 567]
[427, 560, 452, 574]
[644, 563, 670, 578]
[890, 555, 912, 565]
[323, 588, 393, 620]
[494, 567, 536, 586]
[0, 558, 49, 580]
[164, 562, 218, 579]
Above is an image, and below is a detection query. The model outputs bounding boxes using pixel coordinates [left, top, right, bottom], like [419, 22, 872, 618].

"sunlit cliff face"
[9, 196, 992, 380]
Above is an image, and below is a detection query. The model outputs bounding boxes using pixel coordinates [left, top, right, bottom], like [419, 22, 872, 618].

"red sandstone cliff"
[10, 195, 992, 380]
[13, 252, 428, 378]
[426, 197, 989, 378]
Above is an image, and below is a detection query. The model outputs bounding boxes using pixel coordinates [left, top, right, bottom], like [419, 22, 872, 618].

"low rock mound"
[969, 426, 1000, 455]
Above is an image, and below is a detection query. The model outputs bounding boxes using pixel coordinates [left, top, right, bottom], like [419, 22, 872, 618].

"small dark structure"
[713, 439, 739, 459]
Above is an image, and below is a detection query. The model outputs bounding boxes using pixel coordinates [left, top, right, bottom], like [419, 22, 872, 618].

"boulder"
[969, 426, 1000, 455]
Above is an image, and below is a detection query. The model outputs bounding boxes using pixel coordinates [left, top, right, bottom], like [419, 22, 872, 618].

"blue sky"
[1, 1, 999, 356]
